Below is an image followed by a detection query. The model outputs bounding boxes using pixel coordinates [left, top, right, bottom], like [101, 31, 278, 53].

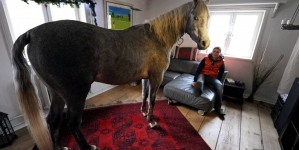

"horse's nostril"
[202, 41, 206, 47]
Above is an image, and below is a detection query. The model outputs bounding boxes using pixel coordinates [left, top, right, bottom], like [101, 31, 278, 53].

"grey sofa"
[162, 59, 227, 115]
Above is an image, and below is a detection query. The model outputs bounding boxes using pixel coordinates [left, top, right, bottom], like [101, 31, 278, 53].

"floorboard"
[258, 104, 281, 150]
[185, 108, 205, 131]
[198, 100, 227, 150]
[216, 101, 242, 150]
[240, 100, 263, 150]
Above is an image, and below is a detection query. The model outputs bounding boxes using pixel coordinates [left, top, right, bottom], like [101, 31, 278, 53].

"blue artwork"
[109, 6, 130, 16]
[107, 5, 131, 30]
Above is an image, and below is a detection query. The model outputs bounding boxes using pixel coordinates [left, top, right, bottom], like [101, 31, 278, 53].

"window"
[2, 0, 88, 60]
[203, 10, 264, 59]
[3, 0, 87, 42]
[3, 0, 45, 41]
[49, 4, 77, 21]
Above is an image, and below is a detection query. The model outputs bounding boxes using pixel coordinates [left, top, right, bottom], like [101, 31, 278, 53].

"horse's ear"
[204, 0, 210, 5]
[193, 0, 198, 4]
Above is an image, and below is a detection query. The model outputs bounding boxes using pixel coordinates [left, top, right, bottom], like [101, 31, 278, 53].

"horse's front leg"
[147, 74, 163, 128]
[141, 79, 149, 116]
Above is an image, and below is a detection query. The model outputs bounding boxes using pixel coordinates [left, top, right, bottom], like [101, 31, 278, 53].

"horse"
[11, 0, 210, 149]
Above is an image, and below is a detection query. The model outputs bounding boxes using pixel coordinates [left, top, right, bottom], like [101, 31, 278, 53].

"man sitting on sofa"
[191, 47, 226, 117]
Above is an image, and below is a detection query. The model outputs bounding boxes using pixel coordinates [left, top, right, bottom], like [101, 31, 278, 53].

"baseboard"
[13, 123, 26, 131]
[243, 93, 275, 105]
[9, 114, 25, 131]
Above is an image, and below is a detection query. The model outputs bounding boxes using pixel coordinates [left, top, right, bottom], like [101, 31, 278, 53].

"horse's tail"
[11, 32, 53, 150]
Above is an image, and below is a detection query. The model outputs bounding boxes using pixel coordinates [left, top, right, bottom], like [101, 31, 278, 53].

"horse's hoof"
[168, 99, 179, 105]
[142, 111, 147, 117]
[168, 99, 174, 105]
[91, 145, 99, 150]
[149, 121, 158, 128]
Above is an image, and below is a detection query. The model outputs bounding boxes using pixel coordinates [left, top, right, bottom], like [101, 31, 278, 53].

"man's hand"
[192, 82, 196, 86]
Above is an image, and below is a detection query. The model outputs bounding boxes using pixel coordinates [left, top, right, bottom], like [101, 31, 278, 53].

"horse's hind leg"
[46, 89, 67, 150]
[64, 86, 98, 150]
[147, 74, 163, 128]
[31, 89, 67, 150]
[141, 79, 149, 116]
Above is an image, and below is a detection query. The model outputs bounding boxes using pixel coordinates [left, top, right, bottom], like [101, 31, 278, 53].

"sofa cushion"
[167, 59, 200, 75]
[161, 71, 181, 86]
[163, 73, 215, 112]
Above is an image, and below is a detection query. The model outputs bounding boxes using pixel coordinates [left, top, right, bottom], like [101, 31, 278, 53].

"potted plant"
[246, 54, 284, 102]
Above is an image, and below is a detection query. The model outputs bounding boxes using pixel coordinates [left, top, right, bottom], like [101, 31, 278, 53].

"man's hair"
[213, 47, 221, 52]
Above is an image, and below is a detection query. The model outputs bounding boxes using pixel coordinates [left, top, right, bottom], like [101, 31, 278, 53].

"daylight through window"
[203, 10, 264, 59]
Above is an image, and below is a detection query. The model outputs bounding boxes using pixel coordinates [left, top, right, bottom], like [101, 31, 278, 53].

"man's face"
[212, 48, 221, 59]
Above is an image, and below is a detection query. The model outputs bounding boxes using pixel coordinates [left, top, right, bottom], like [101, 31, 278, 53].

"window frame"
[203, 7, 270, 60]
[1, 0, 91, 63]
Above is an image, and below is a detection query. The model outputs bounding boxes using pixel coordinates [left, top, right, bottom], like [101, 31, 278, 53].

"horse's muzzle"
[197, 39, 210, 50]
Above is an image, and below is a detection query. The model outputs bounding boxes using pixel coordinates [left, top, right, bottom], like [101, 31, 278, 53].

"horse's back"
[29, 20, 102, 49]
[26, 20, 169, 87]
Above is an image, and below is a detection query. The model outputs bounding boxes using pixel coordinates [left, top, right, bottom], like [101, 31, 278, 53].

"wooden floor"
[3, 84, 281, 150]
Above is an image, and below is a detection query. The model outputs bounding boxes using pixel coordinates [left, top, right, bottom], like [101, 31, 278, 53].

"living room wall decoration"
[105, 1, 132, 30]
[281, 4, 299, 30]
[21, 0, 98, 25]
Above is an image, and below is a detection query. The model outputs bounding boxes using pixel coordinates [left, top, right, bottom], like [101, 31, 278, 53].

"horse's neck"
[149, 3, 191, 53]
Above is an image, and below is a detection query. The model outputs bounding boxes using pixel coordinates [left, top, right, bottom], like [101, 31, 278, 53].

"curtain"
[277, 36, 299, 94]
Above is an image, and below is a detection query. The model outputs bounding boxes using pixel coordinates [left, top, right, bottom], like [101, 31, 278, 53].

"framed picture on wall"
[105, 1, 132, 30]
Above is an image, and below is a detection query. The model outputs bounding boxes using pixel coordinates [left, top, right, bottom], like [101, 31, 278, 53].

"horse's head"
[185, 0, 210, 50]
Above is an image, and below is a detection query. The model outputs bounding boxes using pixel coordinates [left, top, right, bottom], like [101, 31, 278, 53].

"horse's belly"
[94, 73, 114, 84]
[95, 71, 148, 85]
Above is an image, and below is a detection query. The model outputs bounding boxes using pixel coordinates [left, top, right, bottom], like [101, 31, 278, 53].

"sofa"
[161, 58, 227, 115]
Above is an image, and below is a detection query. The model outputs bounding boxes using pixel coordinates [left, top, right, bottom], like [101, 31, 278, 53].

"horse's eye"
[194, 17, 198, 20]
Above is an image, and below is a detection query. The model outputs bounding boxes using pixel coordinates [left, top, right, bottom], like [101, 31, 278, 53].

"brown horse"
[11, 0, 210, 149]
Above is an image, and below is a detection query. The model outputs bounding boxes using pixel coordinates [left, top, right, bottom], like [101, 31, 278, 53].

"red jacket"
[193, 54, 225, 81]
[201, 55, 224, 78]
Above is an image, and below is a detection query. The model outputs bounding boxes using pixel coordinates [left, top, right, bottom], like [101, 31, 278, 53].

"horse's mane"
[149, 1, 207, 50]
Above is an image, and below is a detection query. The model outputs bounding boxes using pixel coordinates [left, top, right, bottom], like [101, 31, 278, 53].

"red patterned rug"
[60, 100, 211, 150]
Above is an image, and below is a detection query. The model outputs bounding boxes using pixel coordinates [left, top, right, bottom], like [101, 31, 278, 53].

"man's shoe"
[194, 82, 202, 97]
[215, 108, 226, 116]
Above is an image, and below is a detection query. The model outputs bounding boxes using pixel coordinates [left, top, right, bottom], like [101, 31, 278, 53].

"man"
[192, 47, 225, 117]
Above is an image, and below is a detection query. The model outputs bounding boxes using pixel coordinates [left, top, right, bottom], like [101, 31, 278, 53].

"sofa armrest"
[221, 71, 229, 85]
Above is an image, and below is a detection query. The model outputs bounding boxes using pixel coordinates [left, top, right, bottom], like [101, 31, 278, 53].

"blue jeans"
[197, 74, 223, 109]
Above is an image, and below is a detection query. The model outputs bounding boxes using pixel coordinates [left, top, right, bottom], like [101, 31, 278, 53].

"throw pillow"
[174, 46, 197, 61]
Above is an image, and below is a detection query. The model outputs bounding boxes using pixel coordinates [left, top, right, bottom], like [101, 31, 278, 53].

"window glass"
[227, 14, 259, 58]
[49, 4, 77, 21]
[202, 11, 264, 59]
[207, 14, 231, 54]
[3, 0, 45, 41]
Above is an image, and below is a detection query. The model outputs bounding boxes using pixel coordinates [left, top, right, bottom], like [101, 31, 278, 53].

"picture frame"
[105, 1, 133, 30]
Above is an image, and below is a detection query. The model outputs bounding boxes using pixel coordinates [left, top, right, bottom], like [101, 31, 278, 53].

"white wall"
[148, 0, 299, 104]
[253, 0, 299, 103]
[0, 16, 24, 130]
